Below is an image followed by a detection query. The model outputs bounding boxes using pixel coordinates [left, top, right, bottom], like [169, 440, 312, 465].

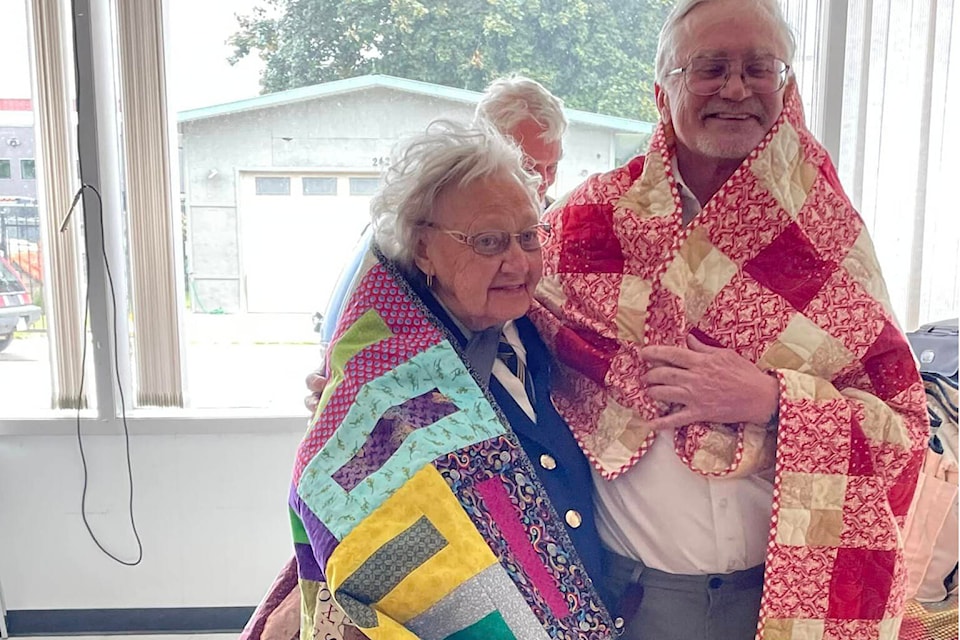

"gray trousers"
[602, 548, 763, 640]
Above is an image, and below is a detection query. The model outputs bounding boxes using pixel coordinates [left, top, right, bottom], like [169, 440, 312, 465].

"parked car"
[0, 255, 41, 352]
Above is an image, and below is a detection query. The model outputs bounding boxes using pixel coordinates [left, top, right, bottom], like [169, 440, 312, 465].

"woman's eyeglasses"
[424, 222, 552, 256]
[666, 55, 790, 96]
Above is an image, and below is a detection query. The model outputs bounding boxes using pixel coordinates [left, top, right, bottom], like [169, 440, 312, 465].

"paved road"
[1, 313, 326, 414]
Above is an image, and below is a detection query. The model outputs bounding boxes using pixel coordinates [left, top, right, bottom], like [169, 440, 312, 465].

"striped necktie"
[497, 335, 536, 407]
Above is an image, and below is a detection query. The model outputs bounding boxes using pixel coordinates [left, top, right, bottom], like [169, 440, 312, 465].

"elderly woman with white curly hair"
[288, 120, 616, 640]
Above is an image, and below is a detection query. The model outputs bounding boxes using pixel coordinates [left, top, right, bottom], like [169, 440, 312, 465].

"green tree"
[228, 0, 672, 122]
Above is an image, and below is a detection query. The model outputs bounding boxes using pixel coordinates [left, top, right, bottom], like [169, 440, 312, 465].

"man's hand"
[641, 334, 779, 431]
[304, 368, 330, 414]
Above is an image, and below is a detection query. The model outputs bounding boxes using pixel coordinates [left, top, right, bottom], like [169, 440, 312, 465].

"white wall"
[0, 421, 303, 609]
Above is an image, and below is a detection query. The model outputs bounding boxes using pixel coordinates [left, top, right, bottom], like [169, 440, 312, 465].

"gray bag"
[907, 318, 958, 380]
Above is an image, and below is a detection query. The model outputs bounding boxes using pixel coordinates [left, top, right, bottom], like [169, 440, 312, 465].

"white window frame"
[1, 0, 955, 433]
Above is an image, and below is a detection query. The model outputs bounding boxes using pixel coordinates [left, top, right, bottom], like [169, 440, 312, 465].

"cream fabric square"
[764, 617, 825, 640]
[759, 312, 856, 381]
[596, 398, 648, 466]
[762, 618, 794, 640]
[535, 274, 568, 311]
[616, 275, 652, 343]
[777, 508, 812, 546]
[616, 150, 675, 219]
[810, 473, 847, 510]
[781, 369, 845, 402]
[806, 508, 843, 546]
[662, 250, 694, 299]
[877, 617, 902, 640]
[661, 227, 736, 322]
[841, 228, 895, 318]
[695, 246, 738, 298]
[752, 122, 818, 218]
[759, 314, 825, 371]
[844, 388, 912, 447]
[780, 471, 813, 509]
[790, 619, 825, 640]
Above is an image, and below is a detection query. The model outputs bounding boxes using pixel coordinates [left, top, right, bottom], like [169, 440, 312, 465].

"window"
[302, 176, 337, 196]
[0, 0, 84, 414]
[254, 176, 290, 195]
[4, 0, 954, 419]
[348, 177, 380, 196]
[20, 158, 35, 179]
[781, 0, 959, 329]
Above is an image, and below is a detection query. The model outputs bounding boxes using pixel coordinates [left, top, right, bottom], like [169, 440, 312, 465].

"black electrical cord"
[65, 0, 142, 566]
[64, 184, 143, 567]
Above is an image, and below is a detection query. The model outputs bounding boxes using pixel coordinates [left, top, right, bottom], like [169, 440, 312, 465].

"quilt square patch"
[762, 546, 835, 619]
[327, 465, 499, 629]
[743, 222, 838, 312]
[861, 321, 918, 401]
[826, 547, 898, 620]
[556, 204, 624, 274]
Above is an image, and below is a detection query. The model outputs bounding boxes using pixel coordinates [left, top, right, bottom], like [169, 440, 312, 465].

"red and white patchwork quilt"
[531, 84, 929, 638]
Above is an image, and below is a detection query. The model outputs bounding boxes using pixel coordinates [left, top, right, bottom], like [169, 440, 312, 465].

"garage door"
[239, 172, 377, 313]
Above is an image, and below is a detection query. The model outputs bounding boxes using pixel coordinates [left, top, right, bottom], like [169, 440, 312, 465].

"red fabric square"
[802, 271, 887, 361]
[839, 476, 901, 550]
[698, 272, 793, 364]
[861, 321, 918, 400]
[619, 216, 676, 279]
[644, 288, 685, 346]
[887, 448, 924, 519]
[796, 174, 864, 265]
[847, 415, 875, 476]
[555, 325, 620, 385]
[818, 154, 847, 200]
[827, 547, 897, 620]
[556, 204, 624, 274]
[762, 546, 834, 619]
[776, 399, 850, 475]
[704, 177, 792, 266]
[743, 222, 838, 311]
[822, 619, 882, 640]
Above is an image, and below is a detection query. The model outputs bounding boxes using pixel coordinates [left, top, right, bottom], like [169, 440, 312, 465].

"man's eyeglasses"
[666, 55, 790, 96]
[424, 222, 552, 256]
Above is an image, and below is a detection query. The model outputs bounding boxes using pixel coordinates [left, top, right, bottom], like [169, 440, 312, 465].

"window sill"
[0, 409, 308, 436]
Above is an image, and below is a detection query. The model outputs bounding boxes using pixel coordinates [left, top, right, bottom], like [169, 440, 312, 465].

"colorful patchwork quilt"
[530, 83, 929, 638]
[289, 254, 613, 639]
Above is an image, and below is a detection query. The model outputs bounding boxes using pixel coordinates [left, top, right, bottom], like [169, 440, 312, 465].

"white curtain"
[783, 0, 958, 330]
[28, 0, 88, 408]
[116, 0, 185, 407]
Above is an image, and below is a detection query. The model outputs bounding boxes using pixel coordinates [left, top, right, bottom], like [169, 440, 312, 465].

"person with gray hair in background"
[291, 119, 614, 639]
[531, 0, 927, 639]
[474, 75, 566, 205]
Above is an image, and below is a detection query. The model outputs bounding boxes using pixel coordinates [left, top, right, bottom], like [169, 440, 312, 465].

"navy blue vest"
[415, 286, 605, 585]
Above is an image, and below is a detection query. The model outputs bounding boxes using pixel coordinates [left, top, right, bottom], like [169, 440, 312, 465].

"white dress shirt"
[592, 161, 774, 574]
[495, 321, 536, 420]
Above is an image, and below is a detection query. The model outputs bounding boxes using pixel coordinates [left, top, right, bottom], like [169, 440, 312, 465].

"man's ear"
[655, 83, 671, 124]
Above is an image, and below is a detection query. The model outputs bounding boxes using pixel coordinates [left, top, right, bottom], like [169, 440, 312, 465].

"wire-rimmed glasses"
[424, 222, 552, 256]
[666, 55, 790, 96]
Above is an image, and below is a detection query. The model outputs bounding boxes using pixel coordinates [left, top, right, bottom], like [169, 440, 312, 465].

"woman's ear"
[413, 233, 433, 277]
